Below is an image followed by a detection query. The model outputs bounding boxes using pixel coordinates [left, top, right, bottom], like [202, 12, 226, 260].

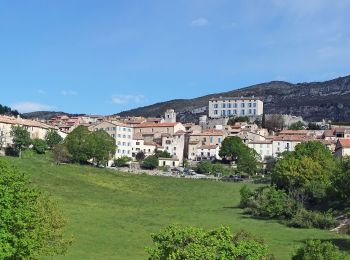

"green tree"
[87, 130, 116, 166]
[115, 156, 132, 167]
[227, 116, 249, 125]
[331, 157, 350, 207]
[196, 160, 213, 174]
[289, 121, 305, 130]
[64, 126, 91, 163]
[32, 139, 48, 154]
[146, 225, 273, 259]
[272, 141, 337, 204]
[142, 155, 159, 169]
[45, 130, 63, 148]
[0, 159, 71, 258]
[135, 151, 145, 161]
[307, 122, 321, 130]
[10, 125, 31, 158]
[52, 144, 72, 165]
[219, 137, 261, 175]
[292, 240, 346, 260]
[154, 149, 171, 158]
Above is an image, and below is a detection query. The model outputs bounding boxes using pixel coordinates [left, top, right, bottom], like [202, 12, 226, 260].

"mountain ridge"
[117, 75, 350, 122]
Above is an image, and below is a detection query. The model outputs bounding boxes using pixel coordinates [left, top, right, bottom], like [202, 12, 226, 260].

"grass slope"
[2, 154, 349, 259]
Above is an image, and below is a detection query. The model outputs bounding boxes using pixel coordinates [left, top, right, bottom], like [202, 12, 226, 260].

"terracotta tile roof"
[323, 130, 335, 137]
[0, 115, 54, 129]
[134, 123, 178, 128]
[198, 145, 218, 150]
[279, 130, 308, 135]
[338, 139, 350, 148]
[191, 130, 225, 136]
[248, 140, 272, 144]
[273, 135, 315, 142]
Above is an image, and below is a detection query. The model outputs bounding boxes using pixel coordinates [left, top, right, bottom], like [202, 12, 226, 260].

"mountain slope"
[117, 75, 350, 121]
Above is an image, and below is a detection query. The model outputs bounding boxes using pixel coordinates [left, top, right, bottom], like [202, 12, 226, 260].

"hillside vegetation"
[2, 154, 349, 259]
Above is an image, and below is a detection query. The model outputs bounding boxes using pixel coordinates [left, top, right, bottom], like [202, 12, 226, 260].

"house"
[159, 157, 180, 168]
[88, 121, 133, 162]
[131, 133, 158, 158]
[334, 139, 350, 157]
[161, 131, 185, 163]
[0, 115, 61, 150]
[187, 129, 226, 160]
[196, 144, 221, 161]
[247, 140, 273, 161]
[208, 96, 263, 118]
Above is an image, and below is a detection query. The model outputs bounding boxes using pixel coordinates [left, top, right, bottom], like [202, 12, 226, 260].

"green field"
[2, 154, 349, 259]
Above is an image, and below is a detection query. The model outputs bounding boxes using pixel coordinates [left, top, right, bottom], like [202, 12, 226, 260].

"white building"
[89, 121, 133, 160]
[159, 157, 181, 168]
[131, 135, 157, 158]
[247, 140, 273, 161]
[161, 131, 185, 163]
[208, 97, 263, 118]
[196, 145, 221, 161]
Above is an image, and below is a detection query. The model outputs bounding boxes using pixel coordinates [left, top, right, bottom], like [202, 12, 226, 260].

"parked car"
[220, 175, 244, 182]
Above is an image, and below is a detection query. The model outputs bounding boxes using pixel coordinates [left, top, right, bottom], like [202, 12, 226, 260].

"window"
[227, 110, 231, 115]
[234, 103, 238, 108]
[241, 103, 245, 108]
[218, 138, 222, 143]
[118, 141, 121, 145]
[122, 142, 126, 146]
[111, 134, 115, 138]
[128, 128, 131, 132]
[210, 137, 213, 143]
[248, 103, 252, 107]
[253, 109, 256, 115]
[222, 110, 226, 116]
[127, 135, 131, 138]
[214, 104, 218, 108]
[173, 147, 176, 150]
[207, 152, 210, 156]
[233, 109, 237, 114]
[214, 110, 218, 115]
[241, 110, 245, 115]
[123, 135, 126, 138]
[253, 103, 257, 107]
[112, 127, 116, 131]
[123, 128, 126, 131]
[222, 103, 226, 108]
[249, 109, 252, 114]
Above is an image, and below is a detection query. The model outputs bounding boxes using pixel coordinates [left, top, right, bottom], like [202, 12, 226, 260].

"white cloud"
[190, 17, 209, 27]
[12, 102, 53, 113]
[61, 90, 77, 96]
[112, 94, 146, 105]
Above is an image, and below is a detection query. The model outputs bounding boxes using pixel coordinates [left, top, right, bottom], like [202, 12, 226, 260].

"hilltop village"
[1, 96, 349, 171]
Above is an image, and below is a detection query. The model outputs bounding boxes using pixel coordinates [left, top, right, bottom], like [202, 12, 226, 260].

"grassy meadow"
[2, 153, 349, 259]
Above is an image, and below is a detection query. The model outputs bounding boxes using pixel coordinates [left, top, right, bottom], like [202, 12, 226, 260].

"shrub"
[243, 186, 297, 219]
[32, 138, 48, 154]
[142, 155, 159, 170]
[196, 160, 213, 174]
[114, 156, 132, 167]
[146, 225, 273, 260]
[239, 185, 253, 208]
[288, 208, 336, 229]
[52, 144, 72, 164]
[292, 240, 346, 260]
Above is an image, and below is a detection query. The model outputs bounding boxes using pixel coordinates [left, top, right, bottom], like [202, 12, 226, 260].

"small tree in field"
[146, 225, 273, 259]
[142, 155, 159, 169]
[292, 240, 346, 260]
[32, 138, 48, 154]
[10, 125, 31, 158]
[45, 130, 63, 148]
[114, 156, 132, 167]
[52, 144, 72, 164]
[0, 159, 72, 258]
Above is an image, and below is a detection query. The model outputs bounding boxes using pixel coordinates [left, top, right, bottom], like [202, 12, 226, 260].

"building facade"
[208, 97, 263, 118]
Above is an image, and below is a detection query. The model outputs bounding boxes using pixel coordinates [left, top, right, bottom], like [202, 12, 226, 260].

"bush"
[243, 186, 297, 219]
[288, 208, 336, 229]
[146, 225, 273, 259]
[196, 160, 213, 174]
[239, 185, 253, 208]
[52, 144, 72, 164]
[292, 240, 346, 260]
[32, 138, 48, 154]
[142, 155, 159, 170]
[4, 146, 19, 157]
[114, 156, 132, 167]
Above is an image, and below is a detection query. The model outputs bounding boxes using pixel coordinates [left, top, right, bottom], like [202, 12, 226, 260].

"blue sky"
[1, 0, 350, 115]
